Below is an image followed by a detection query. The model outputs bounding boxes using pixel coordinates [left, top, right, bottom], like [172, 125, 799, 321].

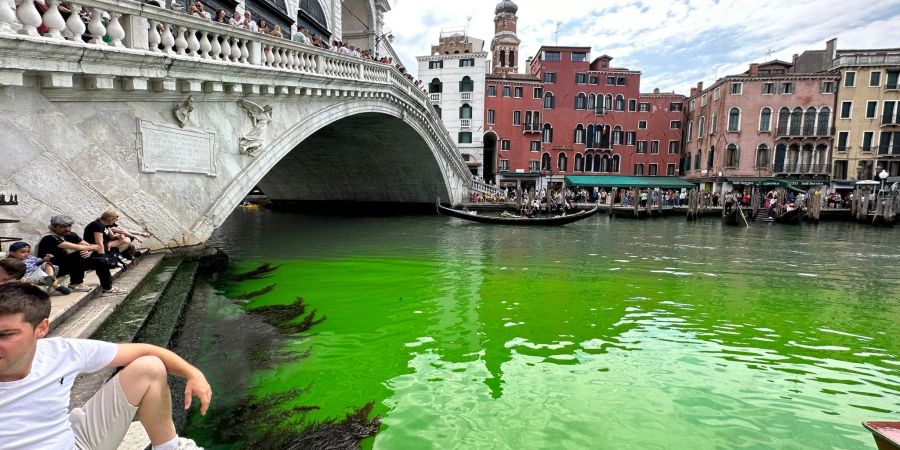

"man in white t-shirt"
[0, 283, 212, 450]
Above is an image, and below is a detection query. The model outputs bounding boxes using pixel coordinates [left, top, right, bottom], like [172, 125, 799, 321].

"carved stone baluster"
[264, 44, 274, 66]
[160, 22, 175, 53]
[0, 0, 16, 35]
[148, 20, 161, 51]
[65, 3, 85, 42]
[288, 50, 297, 70]
[230, 37, 241, 62]
[239, 39, 249, 63]
[186, 28, 200, 56]
[220, 35, 231, 61]
[41, 0, 66, 39]
[16, 0, 42, 36]
[209, 32, 221, 59]
[174, 26, 187, 54]
[106, 12, 125, 47]
[87, 7, 106, 45]
[272, 47, 281, 68]
[198, 30, 210, 58]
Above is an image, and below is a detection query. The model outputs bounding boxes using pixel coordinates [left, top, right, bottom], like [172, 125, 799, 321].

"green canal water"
[188, 209, 899, 449]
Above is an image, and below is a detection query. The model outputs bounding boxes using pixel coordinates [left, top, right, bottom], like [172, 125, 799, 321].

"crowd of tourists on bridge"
[0, 210, 150, 297]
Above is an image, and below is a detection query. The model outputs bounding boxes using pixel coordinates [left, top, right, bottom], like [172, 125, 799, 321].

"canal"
[186, 208, 899, 449]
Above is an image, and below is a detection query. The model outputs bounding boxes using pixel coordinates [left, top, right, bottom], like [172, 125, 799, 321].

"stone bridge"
[0, 0, 473, 247]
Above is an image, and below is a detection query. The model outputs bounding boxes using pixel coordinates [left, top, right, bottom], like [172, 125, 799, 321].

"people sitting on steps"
[0, 283, 212, 450]
[83, 210, 150, 267]
[36, 215, 123, 296]
[4, 241, 72, 295]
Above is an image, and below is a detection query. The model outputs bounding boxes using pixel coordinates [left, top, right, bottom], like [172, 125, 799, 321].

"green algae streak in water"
[191, 209, 900, 449]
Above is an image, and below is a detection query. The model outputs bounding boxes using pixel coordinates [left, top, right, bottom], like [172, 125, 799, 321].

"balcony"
[429, 93, 441, 103]
[460, 119, 471, 130]
[460, 92, 472, 101]
[773, 163, 832, 175]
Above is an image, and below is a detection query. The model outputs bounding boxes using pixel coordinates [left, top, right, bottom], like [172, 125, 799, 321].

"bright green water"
[192, 209, 899, 449]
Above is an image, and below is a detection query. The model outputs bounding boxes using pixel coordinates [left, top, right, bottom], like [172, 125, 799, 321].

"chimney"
[749, 63, 759, 76]
[826, 38, 837, 66]
[697, 81, 703, 92]
[793, 53, 799, 63]
[690, 87, 697, 97]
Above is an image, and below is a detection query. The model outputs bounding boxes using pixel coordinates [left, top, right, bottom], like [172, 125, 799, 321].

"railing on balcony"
[459, 119, 471, 129]
[460, 92, 471, 101]
[523, 123, 541, 133]
[429, 93, 442, 103]
[773, 163, 832, 174]
[834, 54, 900, 67]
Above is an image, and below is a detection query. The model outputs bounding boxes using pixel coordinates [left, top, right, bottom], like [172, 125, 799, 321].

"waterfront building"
[831, 46, 900, 181]
[681, 56, 839, 194]
[417, 31, 489, 177]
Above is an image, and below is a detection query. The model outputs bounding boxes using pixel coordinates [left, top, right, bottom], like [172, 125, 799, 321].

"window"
[698, 116, 706, 137]
[837, 131, 848, 152]
[689, 100, 695, 112]
[575, 154, 584, 171]
[514, 86, 523, 98]
[606, 76, 616, 85]
[668, 140, 680, 154]
[625, 131, 635, 146]
[429, 78, 443, 93]
[428, 60, 443, 69]
[687, 121, 693, 142]
[759, 107, 772, 132]
[730, 82, 743, 95]
[459, 58, 475, 67]
[525, 111, 540, 129]
[844, 71, 856, 87]
[634, 164, 644, 175]
[502, 86, 511, 97]
[670, 120, 681, 129]
[543, 72, 557, 83]
[670, 103, 683, 112]
[572, 52, 587, 62]
[542, 124, 553, 143]
[724, 144, 739, 168]
[650, 141, 660, 154]
[762, 82, 775, 95]
[780, 82, 795, 94]
[803, 108, 816, 136]
[487, 85, 496, 96]
[638, 120, 647, 129]
[617, 77, 627, 86]
[576, 73, 587, 84]
[883, 101, 900, 124]
[789, 108, 802, 135]
[862, 132, 874, 152]
[714, 87, 721, 100]
[459, 104, 472, 119]
[543, 92, 555, 109]
[575, 125, 585, 144]
[755, 144, 769, 168]
[530, 141, 540, 152]
[711, 112, 718, 135]
[459, 76, 474, 92]
[529, 160, 540, 172]
[728, 107, 741, 132]
[612, 126, 623, 146]
[501, 139, 510, 150]
[694, 151, 702, 170]
[648, 164, 658, 176]
[701, 94, 707, 106]
[533, 87, 543, 98]
[458, 132, 472, 144]
[887, 71, 900, 90]
[614, 95, 625, 111]
[841, 101, 852, 119]
[499, 159, 510, 171]
[513, 111, 522, 125]
[817, 107, 830, 136]
[821, 80, 836, 94]
[487, 109, 496, 125]
[557, 153, 568, 171]
[879, 131, 900, 154]
[870, 71, 881, 87]
[544, 51, 561, 61]
[628, 100, 637, 112]
[575, 93, 587, 110]
[866, 101, 878, 119]
[707, 146, 715, 170]
[667, 163, 676, 176]
[637, 140, 647, 153]
[589, 76, 599, 84]
[541, 153, 551, 171]
[639, 103, 651, 112]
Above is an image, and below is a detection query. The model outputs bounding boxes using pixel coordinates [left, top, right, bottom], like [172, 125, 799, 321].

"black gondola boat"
[437, 203, 600, 226]
[772, 206, 804, 225]
[723, 206, 741, 226]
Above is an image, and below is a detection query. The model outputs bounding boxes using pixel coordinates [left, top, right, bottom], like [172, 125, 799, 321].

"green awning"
[564, 176, 697, 189]
[499, 172, 541, 179]
[728, 177, 815, 192]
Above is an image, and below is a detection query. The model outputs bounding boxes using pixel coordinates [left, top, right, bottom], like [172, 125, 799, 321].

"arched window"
[611, 155, 620, 173]
[695, 151, 702, 170]
[508, 50, 515, 67]
[593, 154, 602, 172]
[543, 92, 555, 109]
[542, 123, 553, 143]
[777, 107, 790, 135]
[728, 107, 741, 132]
[585, 154, 594, 172]
[789, 107, 802, 135]
[685, 153, 692, 172]
[575, 153, 584, 171]
[459, 76, 474, 92]
[586, 124, 595, 148]
[499, 50, 506, 67]
[613, 125, 623, 146]
[803, 107, 817, 136]
[557, 153, 568, 171]
[801, 144, 813, 171]
[815, 144, 828, 171]
[687, 121, 693, 141]
[707, 145, 715, 170]
[429, 78, 442, 93]
[459, 104, 472, 119]
[774, 144, 786, 172]
[599, 125, 611, 149]
[605, 94, 613, 111]
[541, 152, 551, 171]
[759, 107, 772, 132]
[588, 94, 596, 111]
[817, 107, 830, 136]
[756, 144, 769, 168]
[615, 95, 625, 111]
[787, 144, 800, 170]
[725, 144, 739, 168]
[711, 111, 718, 135]
[575, 93, 587, 110]
[698, 116, 706, 137]
[574, 124, 585, 144]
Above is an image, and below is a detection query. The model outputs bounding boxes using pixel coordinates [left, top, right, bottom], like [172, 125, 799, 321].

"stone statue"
[238, 99, 273, 157]
[175, 95, 193, 128]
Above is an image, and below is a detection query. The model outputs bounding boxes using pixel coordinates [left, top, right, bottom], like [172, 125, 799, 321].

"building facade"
[831, 47, 900, 181]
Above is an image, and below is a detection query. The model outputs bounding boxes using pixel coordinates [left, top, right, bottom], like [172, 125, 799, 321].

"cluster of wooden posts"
[852, 184, 899, 226]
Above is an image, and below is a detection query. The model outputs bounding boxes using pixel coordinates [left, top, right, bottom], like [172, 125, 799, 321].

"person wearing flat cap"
[35, 215, 122, 295]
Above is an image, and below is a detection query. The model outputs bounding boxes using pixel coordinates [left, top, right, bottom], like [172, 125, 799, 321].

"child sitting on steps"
[5, 241, 72, 295]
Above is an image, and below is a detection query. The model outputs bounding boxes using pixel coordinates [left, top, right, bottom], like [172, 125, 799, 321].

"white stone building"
[417, 31, 488, 177]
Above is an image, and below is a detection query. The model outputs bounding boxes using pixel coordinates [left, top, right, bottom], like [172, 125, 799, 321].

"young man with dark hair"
[0, 283, 211, 449]
[0, 258, 26, 282]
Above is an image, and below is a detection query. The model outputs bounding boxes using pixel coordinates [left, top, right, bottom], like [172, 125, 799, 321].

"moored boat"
[863, 421, 900, 450]
[437, 203, 599, 226]
[723, 207, 741, 226]
[772, 206, 804, 225]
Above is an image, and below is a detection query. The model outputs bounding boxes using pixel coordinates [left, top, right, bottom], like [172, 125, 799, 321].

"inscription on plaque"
[137, 119, 218, 176]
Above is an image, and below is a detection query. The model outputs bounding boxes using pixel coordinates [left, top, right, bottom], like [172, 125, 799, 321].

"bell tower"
[491, 0, 520, 75]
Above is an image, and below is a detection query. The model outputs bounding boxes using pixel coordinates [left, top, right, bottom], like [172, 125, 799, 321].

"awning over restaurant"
[564, 176, 696, 189]
[500, 172, 541, 179]
[728, 177, 822, 191]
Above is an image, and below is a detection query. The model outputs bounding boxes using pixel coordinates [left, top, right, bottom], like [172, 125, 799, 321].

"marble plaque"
[137, 119, 218, 176]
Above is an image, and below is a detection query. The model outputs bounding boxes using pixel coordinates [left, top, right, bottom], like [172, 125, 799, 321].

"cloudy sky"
[383, 0, 900, 95]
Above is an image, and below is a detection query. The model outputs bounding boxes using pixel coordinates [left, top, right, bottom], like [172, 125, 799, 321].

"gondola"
[862, 421, 900, 450]
[723, 206, 741, 226]
[772, 206, 805, 225]
[437, 203, 599, 226]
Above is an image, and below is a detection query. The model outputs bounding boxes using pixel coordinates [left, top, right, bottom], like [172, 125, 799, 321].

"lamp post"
[879, 169, 889, 193]
[375, 31, 393, 57]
